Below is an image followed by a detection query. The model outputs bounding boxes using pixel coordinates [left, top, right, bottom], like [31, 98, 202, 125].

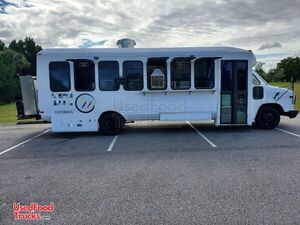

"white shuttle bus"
[37, 40, 298, 134]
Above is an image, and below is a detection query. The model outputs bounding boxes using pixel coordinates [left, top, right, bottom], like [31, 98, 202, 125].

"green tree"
[0, 40, 5, 51]
[9, 37, 42, 76]
[0, 49, 30, 104]
[267, 68, 276, 82]
[276, 57, 300, 81]
[274, 68, 285, 81]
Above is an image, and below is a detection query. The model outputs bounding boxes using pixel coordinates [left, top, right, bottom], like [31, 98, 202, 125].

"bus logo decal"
[75, 94, 95, 113]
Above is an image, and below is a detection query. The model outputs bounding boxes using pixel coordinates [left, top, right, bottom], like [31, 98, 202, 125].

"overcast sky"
[1, 0, 300, 70]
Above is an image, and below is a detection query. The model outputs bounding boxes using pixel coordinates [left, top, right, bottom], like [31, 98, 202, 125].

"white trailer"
[37, 43, 298, 134]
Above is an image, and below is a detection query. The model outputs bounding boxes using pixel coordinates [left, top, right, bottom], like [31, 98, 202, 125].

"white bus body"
[37, 47, 298, 134]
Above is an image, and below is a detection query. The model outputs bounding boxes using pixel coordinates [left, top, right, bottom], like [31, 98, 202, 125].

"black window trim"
[122, 60, 144, 91]
[147, 57, 168, 91]
[49, 61, 71, 92]
[98, 60, 120, 92]
[71, 59, 96, 92]
[170, 57, 193, 90]
[194, 57, 217, 90]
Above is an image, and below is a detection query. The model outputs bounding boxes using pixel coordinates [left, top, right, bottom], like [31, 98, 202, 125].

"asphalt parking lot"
[0, 117, 300, 225]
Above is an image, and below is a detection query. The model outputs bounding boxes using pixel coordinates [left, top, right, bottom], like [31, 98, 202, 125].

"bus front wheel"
[255, 106, 280, 130]
[99, 113, 125, 135]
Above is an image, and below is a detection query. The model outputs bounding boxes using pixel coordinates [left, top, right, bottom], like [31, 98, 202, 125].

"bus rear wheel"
[255, 106, 280, 130]
[99, 113, 125, 135]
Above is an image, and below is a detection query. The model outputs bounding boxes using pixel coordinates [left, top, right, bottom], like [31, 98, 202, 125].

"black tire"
[255, 106, 280, 130]
[99, 113, 125, 135]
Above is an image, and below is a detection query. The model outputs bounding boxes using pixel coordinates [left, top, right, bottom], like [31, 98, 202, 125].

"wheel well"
[256, 104, 284, 117]
[98, 111, 126, 124]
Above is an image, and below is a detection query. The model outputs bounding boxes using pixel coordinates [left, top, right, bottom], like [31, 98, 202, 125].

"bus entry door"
[220, 60, 248, 124]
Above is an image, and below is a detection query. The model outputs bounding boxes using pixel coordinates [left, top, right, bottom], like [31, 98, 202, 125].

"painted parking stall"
[1, 117, 300, 225]
[1, 118, 300, 225]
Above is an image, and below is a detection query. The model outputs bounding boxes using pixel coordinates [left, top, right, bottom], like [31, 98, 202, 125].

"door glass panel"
[221, 94, 232, 123]
[221, 60, 248, 124]
[221, 61, 233, 91]
[236, 93, 247, 123]
[235, 61, 247, 124]
[236, 61, 247, 91]
[221, 61, 233, 124]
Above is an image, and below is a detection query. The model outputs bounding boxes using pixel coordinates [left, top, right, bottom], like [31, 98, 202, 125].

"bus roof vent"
[116, 38, 136, 48]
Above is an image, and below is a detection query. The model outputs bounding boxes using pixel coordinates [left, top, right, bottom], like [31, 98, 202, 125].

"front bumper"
[284, 110, 299, 118]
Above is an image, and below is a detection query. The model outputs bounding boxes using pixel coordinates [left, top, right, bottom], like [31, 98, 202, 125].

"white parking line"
[186, 121, 217, 148]
[0, 129, 50, 156]
[107, 135, 119, 152]
[276, 128, 300, 138]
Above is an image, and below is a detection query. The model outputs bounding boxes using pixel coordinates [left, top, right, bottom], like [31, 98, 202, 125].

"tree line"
[0, 38, 300, 104]
[0, 37, 42, 104]
[255, 57, 300, 82]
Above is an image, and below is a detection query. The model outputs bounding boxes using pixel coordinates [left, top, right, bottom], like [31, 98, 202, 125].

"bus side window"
[123, 61, 143, 91]
[74, 60, 95, 91]
[99, 61, 120, 91]
[194, 58, 215, 89]
[171, 58, 191, 90]
[147, 58, 167, 90]
[49, 61, 71, 92]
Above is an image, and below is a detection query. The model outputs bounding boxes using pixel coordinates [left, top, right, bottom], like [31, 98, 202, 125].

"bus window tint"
[236, 61, 248, 91]
[99, 61, 119, 91]
[221, 61, 233, 91]
[171, 58, 191, 90]
[49, 62, 71, 92]
[123, 61, 143, 91]
[147, 58, 167, 90]
[74, 60, 95, 91]
[194, 59, 215, 89]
